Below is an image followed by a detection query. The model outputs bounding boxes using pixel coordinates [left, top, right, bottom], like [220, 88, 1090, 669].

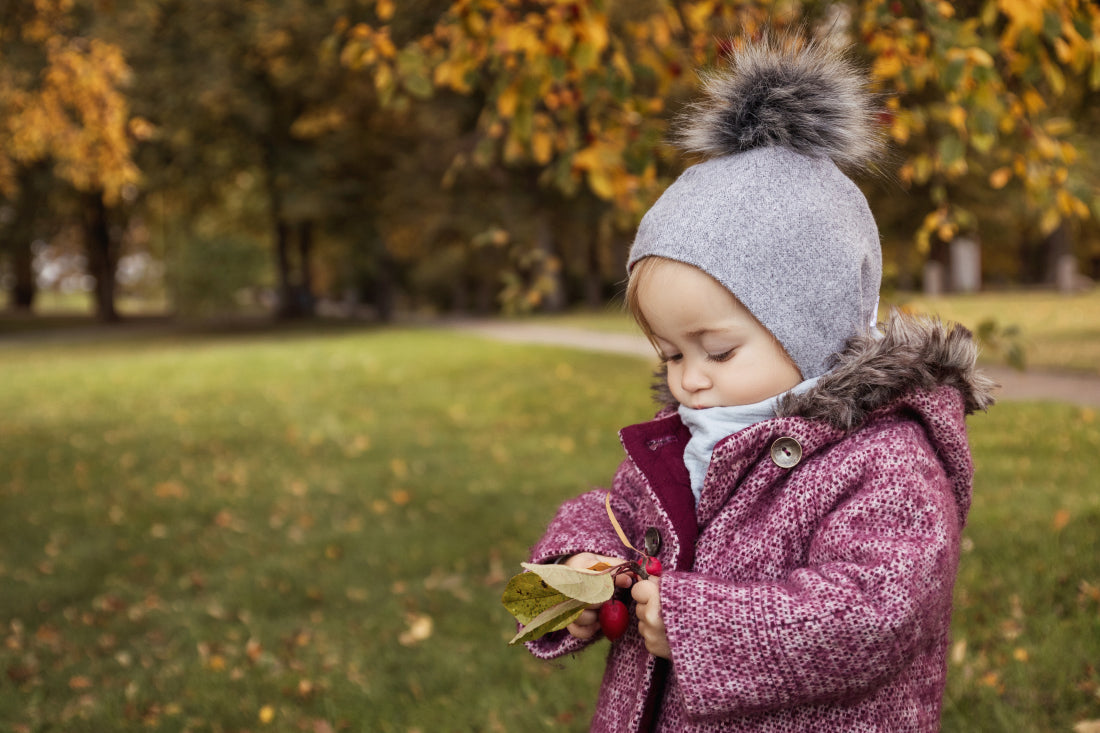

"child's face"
[636, 259, 803, 409]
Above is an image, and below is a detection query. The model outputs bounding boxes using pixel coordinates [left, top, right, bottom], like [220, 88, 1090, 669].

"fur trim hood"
[653, 311, 997, 430]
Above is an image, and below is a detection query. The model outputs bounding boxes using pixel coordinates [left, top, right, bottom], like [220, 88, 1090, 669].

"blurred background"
[1, 0, 1098, 324]
[2, 2, 1099, 732]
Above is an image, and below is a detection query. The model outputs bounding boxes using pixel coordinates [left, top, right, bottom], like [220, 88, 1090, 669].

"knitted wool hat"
[628, 36, 885, 380]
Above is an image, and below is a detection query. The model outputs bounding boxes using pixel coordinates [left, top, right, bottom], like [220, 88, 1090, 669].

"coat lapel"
[619, 414, 698, 571]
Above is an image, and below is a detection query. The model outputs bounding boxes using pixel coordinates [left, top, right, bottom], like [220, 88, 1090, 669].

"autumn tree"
[0, 0, 140, 318]
[341, 0, 1098, 307]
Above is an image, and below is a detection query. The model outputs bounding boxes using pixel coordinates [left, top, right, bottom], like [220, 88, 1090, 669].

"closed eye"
[659, 353, 683, 364]
[707, 349, 734, 362]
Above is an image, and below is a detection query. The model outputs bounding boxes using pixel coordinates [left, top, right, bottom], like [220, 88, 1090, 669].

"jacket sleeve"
[523, 457, 648, 660]
[659, 429, 963, 718]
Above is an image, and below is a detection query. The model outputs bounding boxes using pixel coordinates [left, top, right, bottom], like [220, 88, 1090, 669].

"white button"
[770, 437, 802, 469]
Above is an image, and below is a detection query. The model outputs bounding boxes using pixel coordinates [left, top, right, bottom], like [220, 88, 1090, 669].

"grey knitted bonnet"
[628, 36, 885, 380]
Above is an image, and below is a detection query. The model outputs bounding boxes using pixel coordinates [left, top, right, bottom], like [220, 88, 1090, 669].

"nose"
[680, 358, 711, 393]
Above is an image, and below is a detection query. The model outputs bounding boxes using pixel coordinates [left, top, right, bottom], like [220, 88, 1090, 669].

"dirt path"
[448, 320, 1100, 408]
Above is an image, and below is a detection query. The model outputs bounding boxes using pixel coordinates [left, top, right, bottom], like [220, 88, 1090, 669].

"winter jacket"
[526, 314, 996, 732]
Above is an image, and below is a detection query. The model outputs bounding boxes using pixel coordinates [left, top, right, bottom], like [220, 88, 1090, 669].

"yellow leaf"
[259, 705, 275, 724]
[583, 16, 609, 52]
[891, 115, 911, 145]
[1053, 509, 1071, 531]
[989, 167, 1012, 189]
[1013, 647, 1029, 662]
[376, 0, 395, 22]
[1022, 89, 1046, 115]
[873, 54, 904, 80]
[497, 84, 519, 119]
[398, 614, 433, 646]
[1039, 207, 1062, 236]
[390, 458, 408, 479]
[998, 0, 1043, 31]
[1044, 117, 1074, 136]
[587, 168, 614, 200]
[948, 105, 967, 132]
[1036, 134, 1059, 160]
[966, 48, 994, 67]
[532, 130, 553, 164]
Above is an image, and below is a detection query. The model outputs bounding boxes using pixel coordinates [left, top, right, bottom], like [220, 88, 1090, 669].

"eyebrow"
[687, 327, 731, 338]
[651, 327, 732, 345]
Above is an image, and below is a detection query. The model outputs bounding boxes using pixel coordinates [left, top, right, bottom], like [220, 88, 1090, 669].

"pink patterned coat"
[525, 315, 996, 731]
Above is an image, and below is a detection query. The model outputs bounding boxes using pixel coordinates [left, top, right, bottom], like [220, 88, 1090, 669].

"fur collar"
[653, 311, 997, 432]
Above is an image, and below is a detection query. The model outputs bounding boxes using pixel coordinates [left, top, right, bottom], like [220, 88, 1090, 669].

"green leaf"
[502, 571, 573, 624]
[508, 597, 587, 645]
[519, 561, 615, 604]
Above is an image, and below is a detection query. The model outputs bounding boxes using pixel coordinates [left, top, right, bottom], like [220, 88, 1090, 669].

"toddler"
[523, 35, 995, 731]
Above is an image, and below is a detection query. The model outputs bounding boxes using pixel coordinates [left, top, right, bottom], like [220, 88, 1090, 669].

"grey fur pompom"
[678, 35, 885, 171]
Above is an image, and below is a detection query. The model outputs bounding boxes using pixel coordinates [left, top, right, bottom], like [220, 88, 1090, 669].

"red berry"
[599, 599, 629, 641]
[645, 556, 662, 577]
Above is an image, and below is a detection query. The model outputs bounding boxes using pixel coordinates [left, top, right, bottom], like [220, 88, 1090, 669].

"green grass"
[0, 327, 1098, 732]
[541, 289, 1100, 375]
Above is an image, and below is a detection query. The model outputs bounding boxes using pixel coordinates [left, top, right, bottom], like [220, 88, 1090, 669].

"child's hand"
[562, 553, 632, 640]
[631, 577, 670, 659]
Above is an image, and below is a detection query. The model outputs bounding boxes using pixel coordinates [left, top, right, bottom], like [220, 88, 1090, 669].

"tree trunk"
[536, 211, 565, 312]
[273, 218, 297, 319]
[83, 191, 118, 322]
[1042, 219, 1075, 291]
[295, 219, 316, 316]
[4, 164, 48, 310]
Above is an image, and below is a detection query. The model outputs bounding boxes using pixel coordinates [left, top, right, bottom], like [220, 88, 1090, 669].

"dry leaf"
[398, 614, 433, 646]
[519, 562, 614, 605]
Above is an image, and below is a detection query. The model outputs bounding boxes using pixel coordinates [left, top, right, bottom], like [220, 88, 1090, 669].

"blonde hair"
[626, 255, 801, 374]
[625, 255, 664, 349]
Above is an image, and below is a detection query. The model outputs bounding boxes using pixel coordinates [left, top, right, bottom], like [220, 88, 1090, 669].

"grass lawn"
[0, 326, 1098, 732]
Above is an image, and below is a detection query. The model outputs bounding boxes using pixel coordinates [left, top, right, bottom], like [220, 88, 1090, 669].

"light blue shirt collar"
[678, 377, 820, 503]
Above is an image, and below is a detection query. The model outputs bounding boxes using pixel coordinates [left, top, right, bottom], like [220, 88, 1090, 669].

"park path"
[447, 319, 1100, 408]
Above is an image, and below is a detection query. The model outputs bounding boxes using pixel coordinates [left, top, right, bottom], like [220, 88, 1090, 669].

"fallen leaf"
[1053, 509, 1071, 531]
[398, 614, 433, 646]
[259, 705, 275, 724]
[1073, 721, 1100, 733]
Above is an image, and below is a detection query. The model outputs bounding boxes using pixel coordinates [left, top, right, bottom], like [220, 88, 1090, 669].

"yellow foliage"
[947, 105, 968, 132]
[531, 131, 553, 165]
[998, 0, 1045, 36]
[375, 0, 395, 22]
[872, 53, 904, 81]
[1043, 117, 1074, 136]
[989, 167, 1012, 189]
[1, 29, 139, 202]
[1022, 89, 1046, 114]
[496, 84, 519, 118]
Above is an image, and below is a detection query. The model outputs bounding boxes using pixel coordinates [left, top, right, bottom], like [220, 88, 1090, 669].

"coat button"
[644, 527, 661, 557]
[770, 437, 803, 469]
